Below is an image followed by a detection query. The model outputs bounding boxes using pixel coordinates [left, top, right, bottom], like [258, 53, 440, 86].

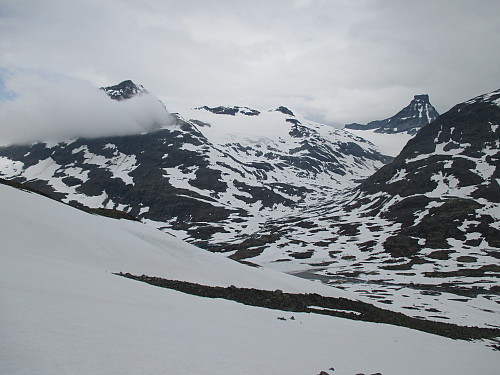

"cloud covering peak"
[0, 72, 171, 146]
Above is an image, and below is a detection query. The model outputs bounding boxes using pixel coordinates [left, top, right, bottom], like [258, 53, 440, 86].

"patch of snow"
[139, 206, 150, 215]
[23, 157, 60, 181]
[63, 166, 90, 183]
[72, 145, 87, 154]
[43, 140, 60, 148]
[0, 157, 23, 176]
[104, 143, 117, 150]
[427, 172, 474, 198]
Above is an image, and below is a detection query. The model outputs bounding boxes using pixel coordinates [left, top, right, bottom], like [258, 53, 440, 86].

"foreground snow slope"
[1, 184, 498, 375]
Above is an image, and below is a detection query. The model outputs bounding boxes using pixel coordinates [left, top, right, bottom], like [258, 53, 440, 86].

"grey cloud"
[0, 0, 499, 131]
[0, 71, 171, 145]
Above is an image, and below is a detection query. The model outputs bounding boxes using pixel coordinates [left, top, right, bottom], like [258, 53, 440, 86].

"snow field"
[2, 183, 499, 374]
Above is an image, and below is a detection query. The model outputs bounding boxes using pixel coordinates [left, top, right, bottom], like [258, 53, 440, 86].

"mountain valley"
[1, 82, 499, 368]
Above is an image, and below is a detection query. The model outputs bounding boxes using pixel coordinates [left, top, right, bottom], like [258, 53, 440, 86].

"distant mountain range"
[220, 88, 500, 324]
[0, 81, 389, 250]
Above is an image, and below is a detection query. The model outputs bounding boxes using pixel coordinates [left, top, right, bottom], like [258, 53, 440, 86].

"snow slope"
[1, 183, 498, 374]
[345, 128, 413, 157]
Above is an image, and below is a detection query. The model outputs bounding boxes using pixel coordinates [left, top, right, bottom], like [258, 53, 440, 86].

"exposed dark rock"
[274, 106, 295, 116]
[289, 250, 314, 259]
[0, 178, 139, 221]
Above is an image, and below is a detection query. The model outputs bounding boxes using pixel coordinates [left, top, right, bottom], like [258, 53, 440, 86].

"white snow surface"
[345, 128, 414, 157]
[2, 183, 498, 375]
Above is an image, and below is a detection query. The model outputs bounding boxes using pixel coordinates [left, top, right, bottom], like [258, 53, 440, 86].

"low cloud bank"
[0, 72, 171, 146]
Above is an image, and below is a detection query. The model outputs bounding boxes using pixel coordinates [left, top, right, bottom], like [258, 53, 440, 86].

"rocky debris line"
[114, 272, 500, 341]
[0, 177, 57, 201]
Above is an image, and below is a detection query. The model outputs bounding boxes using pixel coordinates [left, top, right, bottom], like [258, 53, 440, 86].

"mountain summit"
[346, 94, 439, 135]
[100, 80, 146, 100]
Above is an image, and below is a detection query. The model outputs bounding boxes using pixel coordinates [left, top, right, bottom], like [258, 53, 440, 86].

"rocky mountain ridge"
[0, 82, 389, 249]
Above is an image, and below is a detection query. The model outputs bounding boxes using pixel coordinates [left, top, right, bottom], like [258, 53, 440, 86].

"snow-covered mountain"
[223, 89, 500, 326]
[345, 94, 440, 156]
[0, 82, 389, 250]
[1, 179, 498, 374]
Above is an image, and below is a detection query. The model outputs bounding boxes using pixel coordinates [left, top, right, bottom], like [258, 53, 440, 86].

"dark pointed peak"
[116, 79, 135, 87]
[361, 88, 500, 196]
[100, 80, 146, 101]
[345, 94, 439, 134]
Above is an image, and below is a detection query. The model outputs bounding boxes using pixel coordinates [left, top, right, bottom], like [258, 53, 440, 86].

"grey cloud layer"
[0, 72, 170, 145]
[1, 0, 499, 131]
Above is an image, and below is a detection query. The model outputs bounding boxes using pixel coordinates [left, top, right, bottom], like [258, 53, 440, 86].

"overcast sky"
[1, 0, 499, 143]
